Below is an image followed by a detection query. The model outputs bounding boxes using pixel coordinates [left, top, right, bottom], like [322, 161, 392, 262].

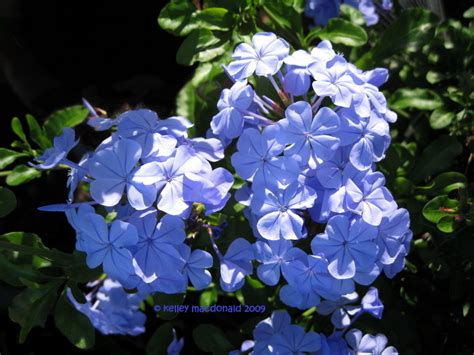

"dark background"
[0, 1, 471, 354]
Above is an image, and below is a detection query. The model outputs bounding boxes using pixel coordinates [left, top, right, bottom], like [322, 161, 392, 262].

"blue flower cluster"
[211, 32, 412, 308]
[305, 0, 393, 26]
[232, 307, 398, 354]
[37, 108, 234, 336]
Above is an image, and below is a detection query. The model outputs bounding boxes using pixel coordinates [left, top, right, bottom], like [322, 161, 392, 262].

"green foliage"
[146, 322, 175, 355]
[192, 324, 233, 354]
[54, 292, 95, 349]
[0, 186, 17, 218]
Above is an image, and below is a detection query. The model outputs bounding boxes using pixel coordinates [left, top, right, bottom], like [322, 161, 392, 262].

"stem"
[312, 96, 324, 112]
[262, 95, 285, 116]
[206, 227, 222, 259]
[244, 111, 276, 126]
[268, 75, 290, 105]
[0, 171, 12, 177]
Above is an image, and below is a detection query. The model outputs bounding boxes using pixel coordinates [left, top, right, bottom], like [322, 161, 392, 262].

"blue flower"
[79, 213, 138, 281]
[310, 56, 358, 108]
[128, 210, 185, 279]
[282, 253, 354, 300]
[252, 181, 317, 240]
[283, 50, 317, 96]
[361, 287, 384, 319]
[272, 324, 321, 353]
[252, 310, 292, 353]
[344, 171, 397, 226]
[347, 112, 390, 171]
[346, 329, 398, 354]
[167, 328, 184, 354]
[231, 126, 299, 186]
[211, 81, 255, 139]
[117, 109, 177, 158]
[305, 0, 341, 26]
[219, 238, 253, 292]
[89, 138, 157, 209]
[31, 127, 78, 169]
[316, 292, 360, 328]
[133, 146, 203, 216]
[377, 208, 411, 266]
[67, 279, 146, 336]
[225, 32, 289, 80]
[279, 101, 340, 168]
[311, 215, 378, 279]
[178, 244, 213, 290]
[279, 284, 321, 310]
[254, 239, 306, 285]
[178, 137, 224, 162]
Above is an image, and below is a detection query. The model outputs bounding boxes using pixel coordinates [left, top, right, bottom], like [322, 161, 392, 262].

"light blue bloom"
[219, 238, 253, 292]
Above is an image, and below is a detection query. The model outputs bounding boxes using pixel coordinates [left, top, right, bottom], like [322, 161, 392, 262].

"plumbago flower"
[36, 30, 407, 351]
[212, 32, 407, 353]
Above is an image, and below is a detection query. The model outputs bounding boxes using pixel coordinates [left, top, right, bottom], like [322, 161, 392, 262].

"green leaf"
[357, 9, 437, 68]
[429, 109, 455, 129]
[0, 148, 27, 170]
[411, 136, 463, 182]
[192, 324, 233, 354]
[11, 117, 28, 143]
[199, 287, 218, 306]
[339, 4, 365, 26]
[318, 18, 368, 47]
[176, 29, 227, 66]
[26, 114, 50, 148]
[422, 195, 459, 224]
[262, 0, 303, 35]
[43, 105, 88, 140]
[463, 7, 474, 19]
[6, 165, 41, 186]
[158, 0, 197, 36]
[176, 81, 197, 125]
[389, 88, 442, 111]
[0, 186, 17, 218]
[9, 281, 62, 342]
[437, 215, 456, 233]
[392, 176, 414, 197]
[283, 0, 305, 13]
[416, 172, 467, 195]
[192, 8, 233, 31]
[54, 292, 95, 349]
[146, 322, 174, 355]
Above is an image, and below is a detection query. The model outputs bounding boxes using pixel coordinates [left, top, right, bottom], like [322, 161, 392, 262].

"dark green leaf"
[146, 322, 174, 355]
[54, 292, 95, 349]
[416, 172, 467, 195]
[176, 29, 227, 66]
[339, 4, 365, 26]
[6, 165, 41, 186]
[153, 292, 186, 320]
[158, 0, 197, 36]
[192, 324, 233, 354]
[199, 287, 218, 306]
[9, 281, 62, 342]
[318, 18, 368, 47]
[422, 195, 459, 224]
[0, 148, 27, 170]
[411, 136, 462, 182]
[11, 117, 28, 143]
[64, 252, 102, 283]
[26, 114, 50, 148]
[389, 88, 442, 111]
[0, 186, 17, 218]
[357, 9, 437, 68]
[392, 176, 414, 197]
[43, 106, 88, 140]
[429, 109, 455, 129]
